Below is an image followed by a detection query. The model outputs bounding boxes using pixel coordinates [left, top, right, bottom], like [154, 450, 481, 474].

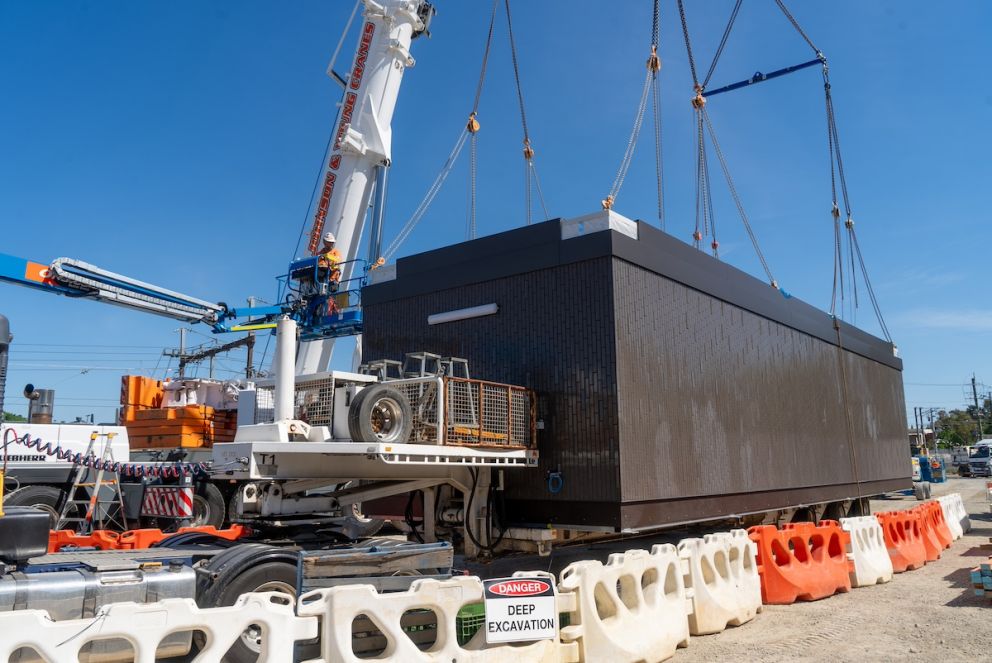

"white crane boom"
[295, 0, 431, 375]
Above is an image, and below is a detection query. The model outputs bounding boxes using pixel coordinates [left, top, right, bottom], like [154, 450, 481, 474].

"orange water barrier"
[748, 521, 852, 605]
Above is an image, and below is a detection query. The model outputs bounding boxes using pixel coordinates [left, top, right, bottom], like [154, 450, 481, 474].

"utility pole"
[175, 328, 188, 378]
[246, 297, 256, 379]
[168, 336, 255, 380]
[973, 374, 984, 441]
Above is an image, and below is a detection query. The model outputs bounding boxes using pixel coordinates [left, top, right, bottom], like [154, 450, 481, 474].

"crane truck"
[0, 2, 541, 660]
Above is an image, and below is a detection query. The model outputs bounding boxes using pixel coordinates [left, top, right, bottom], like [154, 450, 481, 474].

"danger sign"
[483, 576, 558, 644]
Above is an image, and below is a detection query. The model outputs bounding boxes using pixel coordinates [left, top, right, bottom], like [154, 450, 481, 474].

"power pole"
[177, 328, 188, 378]
[973, 374, 984, 441]
[246, 297, 256, 379]
[165, 328, 253, 380]
[163, 328, 190, 378]
[168, 336, 255, 379]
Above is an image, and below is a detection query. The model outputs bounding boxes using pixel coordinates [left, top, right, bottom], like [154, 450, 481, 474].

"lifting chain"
[603, 0, 664, 220]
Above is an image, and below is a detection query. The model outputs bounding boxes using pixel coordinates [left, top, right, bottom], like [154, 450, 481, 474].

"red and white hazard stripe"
[141, 486, 194, 518]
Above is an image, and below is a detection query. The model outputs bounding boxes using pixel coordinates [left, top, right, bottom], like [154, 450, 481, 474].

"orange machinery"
[120, 375, 237, 448]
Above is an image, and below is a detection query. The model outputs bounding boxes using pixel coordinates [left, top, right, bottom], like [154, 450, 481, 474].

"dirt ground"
[677, 477, 992, 663]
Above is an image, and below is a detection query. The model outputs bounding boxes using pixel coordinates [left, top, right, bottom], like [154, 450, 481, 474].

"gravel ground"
[678, 477, 992, 663]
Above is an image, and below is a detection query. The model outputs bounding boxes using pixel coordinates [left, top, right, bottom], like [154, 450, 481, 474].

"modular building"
[362, 212, 909, 531]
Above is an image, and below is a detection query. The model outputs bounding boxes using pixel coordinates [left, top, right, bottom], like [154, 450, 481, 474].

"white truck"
[2, 421, 244, 530]
[967, 440, 992, 478]
[1, 423, 131, 523]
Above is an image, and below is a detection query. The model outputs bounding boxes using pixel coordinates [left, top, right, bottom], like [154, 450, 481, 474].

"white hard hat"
[323, 231, 336, 243]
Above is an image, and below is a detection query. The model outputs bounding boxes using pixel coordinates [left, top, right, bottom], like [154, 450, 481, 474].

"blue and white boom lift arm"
[0, 250, 367, 340]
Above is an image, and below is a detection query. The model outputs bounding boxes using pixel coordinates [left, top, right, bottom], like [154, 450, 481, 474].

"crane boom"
[296, 0, 433, 375]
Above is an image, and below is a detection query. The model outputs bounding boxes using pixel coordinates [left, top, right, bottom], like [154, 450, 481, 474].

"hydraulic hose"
[2, 428, 209, 478]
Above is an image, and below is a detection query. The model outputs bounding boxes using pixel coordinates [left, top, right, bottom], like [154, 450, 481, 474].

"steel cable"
[701, 108, 776, 287]
[606, 69, 653, 206]
[774, 0, 821, 56]
[383, 129, 469, 261]
[676, 0, 700, 87]
[651, 71, 665, 229]
[701, 0, 742, 89]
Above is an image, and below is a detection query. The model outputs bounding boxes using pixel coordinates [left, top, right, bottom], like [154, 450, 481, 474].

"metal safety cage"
[443, 377, 535, 450]
[388, 376, 444, 444]
[254, 374, 338, 427]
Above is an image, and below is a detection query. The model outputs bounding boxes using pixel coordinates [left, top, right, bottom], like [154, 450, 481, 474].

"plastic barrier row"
[48, 524, 248, 552]
[0, 592, 316, 663]
[299, 533, 764, 663]
[874, 495, 962, 573]
[299, 575, 579, 663]
[2, 494, 970, 663]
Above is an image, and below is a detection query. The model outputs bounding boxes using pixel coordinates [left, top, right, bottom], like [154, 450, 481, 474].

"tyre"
[341, 502, 386, 539]
[821, 501, 846, 522]
[4, 485, 70, 528]
[190, 482, 226, 528]
[197, 547, 301, 663]
[211, 562, 298, 663]
[348, 384, 413, 443]
[847, 497, 869, 517]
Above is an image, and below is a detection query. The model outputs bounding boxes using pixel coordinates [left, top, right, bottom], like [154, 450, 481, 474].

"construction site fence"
[1, 494, 970, 663]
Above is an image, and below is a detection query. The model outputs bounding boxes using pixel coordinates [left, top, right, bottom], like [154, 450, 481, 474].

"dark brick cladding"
[363, 220, 909, 530]
[364, 258, 623, 527]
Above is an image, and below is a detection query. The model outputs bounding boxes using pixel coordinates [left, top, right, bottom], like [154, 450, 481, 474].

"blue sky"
[1, 1, 990, 423]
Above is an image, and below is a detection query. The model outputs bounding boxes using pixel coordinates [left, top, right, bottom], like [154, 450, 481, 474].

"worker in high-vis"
[317, 231, 343, 289]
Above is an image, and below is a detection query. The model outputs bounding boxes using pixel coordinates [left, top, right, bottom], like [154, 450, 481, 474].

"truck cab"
[969, 442, 992, 478]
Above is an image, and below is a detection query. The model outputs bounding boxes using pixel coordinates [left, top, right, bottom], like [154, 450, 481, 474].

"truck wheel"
[4, 485, 70, 528]
[348, 384, 413, 443]
[214, 562, 298, 662]
[191, 483, 226, 528]
[197, 545, 302, 663]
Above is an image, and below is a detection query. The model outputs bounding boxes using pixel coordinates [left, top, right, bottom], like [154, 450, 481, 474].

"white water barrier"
[840, 516, 894, 587]
[557, 544, 691, 663]
[298, 575, 578, 663]
[937, 493, 970, 538]
[0, 592, 316, 663]
[677, 529, 762, 635]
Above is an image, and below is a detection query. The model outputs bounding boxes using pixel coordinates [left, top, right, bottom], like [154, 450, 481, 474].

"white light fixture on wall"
[427, 303, 499, 326]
